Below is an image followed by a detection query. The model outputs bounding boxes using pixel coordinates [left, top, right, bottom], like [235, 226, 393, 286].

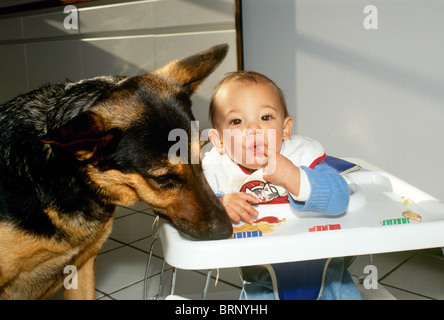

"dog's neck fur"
[0, 79, 121, 239]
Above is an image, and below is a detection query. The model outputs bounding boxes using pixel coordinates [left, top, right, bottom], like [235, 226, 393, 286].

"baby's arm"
[262, 151, 349, 215]
[289, 163, 349, 215]
[219, 193, 260, 223]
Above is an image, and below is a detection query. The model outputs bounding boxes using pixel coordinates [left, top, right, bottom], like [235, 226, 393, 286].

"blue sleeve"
[288, 163, 349, 215]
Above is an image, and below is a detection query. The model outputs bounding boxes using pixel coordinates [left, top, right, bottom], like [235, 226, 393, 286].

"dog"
[0, 44, 233, 299]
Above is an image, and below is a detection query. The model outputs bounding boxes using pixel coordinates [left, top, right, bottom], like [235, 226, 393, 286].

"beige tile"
[109, 212, 156, 243]
[127, 201, 152, 212]
[99, 238, 124, 254]
[22, 11, 79, 39]
[80, 36, 155, 78]
[95, 245, 161, 294]
[348, 251, 416, 280]
[352, 277, 395, 300]
[130, 236, 165, 257]
[110, 270, 172, 300]
[0, 44, 29, 103]
[0, 17, 23, 41]
[78, 1, 153, 34]
[383, 285, 431, 300]
[380, 253, 444, 299]
[114, 205, 138, 219]
[152, 0, 235, 29]
[26, 40, 82, 88]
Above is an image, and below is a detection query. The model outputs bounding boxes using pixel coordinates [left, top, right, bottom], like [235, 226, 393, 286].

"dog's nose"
[207, 220, 233, 240]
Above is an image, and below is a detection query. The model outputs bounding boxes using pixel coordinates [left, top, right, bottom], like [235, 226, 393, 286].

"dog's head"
[43, 44, 233, 240]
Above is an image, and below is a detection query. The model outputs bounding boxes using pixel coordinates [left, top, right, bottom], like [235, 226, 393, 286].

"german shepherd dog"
[0, 44, 232, 299]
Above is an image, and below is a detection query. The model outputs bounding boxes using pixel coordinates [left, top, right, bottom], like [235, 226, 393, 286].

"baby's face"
[212, 82, 292, 170]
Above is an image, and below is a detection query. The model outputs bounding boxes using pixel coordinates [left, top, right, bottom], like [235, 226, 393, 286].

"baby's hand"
[263, 152, 295, 184]
[263, 151, 301, 196]
[220, 193, 260, 223]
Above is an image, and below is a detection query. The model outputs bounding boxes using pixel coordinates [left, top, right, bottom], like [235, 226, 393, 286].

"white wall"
[243, 0, 444, 201]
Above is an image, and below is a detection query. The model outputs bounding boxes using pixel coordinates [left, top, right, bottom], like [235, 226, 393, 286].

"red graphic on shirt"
[240, 180, 289, 204]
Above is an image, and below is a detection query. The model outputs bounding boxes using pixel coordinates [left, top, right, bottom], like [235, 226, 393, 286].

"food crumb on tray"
[232, 216, 285, 237]
[402, 210, 422, 222]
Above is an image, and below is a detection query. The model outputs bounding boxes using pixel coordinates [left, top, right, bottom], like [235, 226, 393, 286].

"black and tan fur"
[0, 44, 232, 299]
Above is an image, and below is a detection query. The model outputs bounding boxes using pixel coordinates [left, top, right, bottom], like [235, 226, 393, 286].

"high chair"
[143, 158, 444, 299]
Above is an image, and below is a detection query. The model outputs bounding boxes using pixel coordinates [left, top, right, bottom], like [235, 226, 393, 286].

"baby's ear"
[282, 116, 293, 140]
[208, 129, 224, 154]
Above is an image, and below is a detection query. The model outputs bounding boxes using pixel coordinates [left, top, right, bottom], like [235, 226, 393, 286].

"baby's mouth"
[249, 141, 265, 155]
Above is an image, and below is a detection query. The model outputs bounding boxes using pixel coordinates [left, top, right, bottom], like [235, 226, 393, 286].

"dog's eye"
[151, 174, 183, 189]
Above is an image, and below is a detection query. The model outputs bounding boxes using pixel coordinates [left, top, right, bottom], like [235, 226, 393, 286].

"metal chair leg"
[143, 237, 159, 300]
[201, 269, 212, 300]
[170, 267, 177, 296]
[144, 237, 214, 300]
[152, 259, 166, 300]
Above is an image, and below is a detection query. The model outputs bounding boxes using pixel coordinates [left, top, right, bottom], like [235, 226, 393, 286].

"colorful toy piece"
[308, 224, 341, 232]
[233, 230, 263, 238]
[382, 218, 410, 226]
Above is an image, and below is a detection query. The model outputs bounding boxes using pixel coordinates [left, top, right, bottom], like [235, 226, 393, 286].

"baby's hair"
[209, 70, 288, 126]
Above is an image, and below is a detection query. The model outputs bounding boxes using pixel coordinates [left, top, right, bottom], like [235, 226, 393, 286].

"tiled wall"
[0, 0, 238, 129]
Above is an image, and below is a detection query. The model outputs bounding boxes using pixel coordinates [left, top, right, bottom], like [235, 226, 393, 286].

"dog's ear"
[153, 44, 228, 92]
[42, 111, 114, 161]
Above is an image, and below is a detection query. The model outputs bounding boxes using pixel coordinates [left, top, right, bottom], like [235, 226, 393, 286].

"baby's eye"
[261, 114, 273, 121]
[230, 119, 242, 125]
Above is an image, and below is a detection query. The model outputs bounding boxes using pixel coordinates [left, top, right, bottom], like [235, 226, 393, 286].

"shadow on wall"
[293, 32, 444, 104]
